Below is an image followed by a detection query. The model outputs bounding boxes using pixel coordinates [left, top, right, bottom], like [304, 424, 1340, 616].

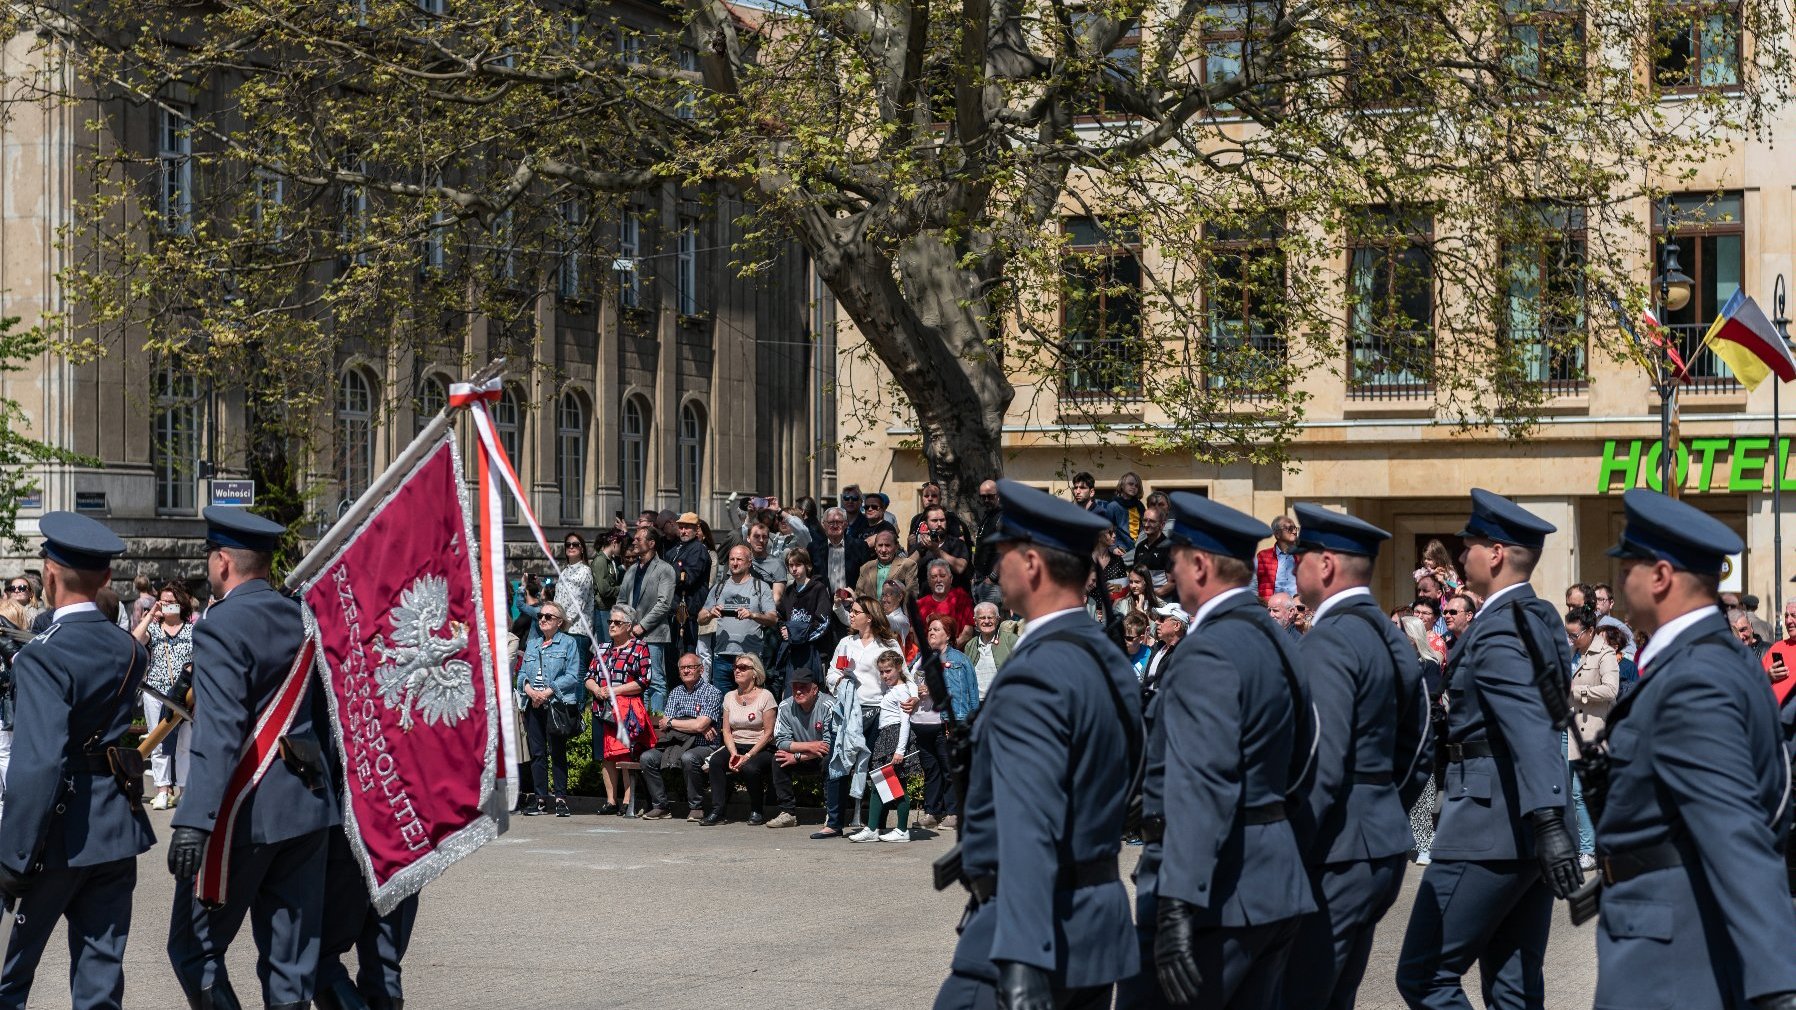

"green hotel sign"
[1598, 438, 1796, 494]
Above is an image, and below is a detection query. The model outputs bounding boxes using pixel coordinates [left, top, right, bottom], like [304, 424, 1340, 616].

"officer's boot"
[191, 980, 245, 1010]
[313, 978, 371, 1010]
[266, 1003, 310, 1010]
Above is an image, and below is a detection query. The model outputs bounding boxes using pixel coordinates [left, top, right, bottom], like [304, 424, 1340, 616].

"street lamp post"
[1655, 196, 1694, 498]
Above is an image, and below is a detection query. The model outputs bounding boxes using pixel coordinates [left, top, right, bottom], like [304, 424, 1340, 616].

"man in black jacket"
[663, 513, 712, 657]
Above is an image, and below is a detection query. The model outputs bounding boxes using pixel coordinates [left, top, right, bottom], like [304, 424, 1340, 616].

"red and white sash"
[194, 634, 318, 907]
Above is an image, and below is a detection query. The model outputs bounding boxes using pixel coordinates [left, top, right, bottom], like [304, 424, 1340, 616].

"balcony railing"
[1348, 329, 1434, 400]
[1663, 322, 1742, 394]
[1062, 336, 1146, 407]
[1202, 329, 1287, 394]
[1507, 326, 1588, 397]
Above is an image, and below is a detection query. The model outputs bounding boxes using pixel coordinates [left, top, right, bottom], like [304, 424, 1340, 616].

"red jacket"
[1255, 546, 1281, 599]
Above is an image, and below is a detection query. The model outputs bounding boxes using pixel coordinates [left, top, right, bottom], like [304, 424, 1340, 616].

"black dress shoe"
[701, 811, 724, 826]
[596, 802, 619, 815]
[747, 812, 766, 826]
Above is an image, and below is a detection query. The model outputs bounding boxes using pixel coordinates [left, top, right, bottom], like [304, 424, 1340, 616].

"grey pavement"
[1, 806, 1599, 1008]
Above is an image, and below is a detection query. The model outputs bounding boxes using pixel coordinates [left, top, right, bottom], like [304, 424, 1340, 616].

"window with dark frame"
[1347, 206, 1435, 398]
[1198, 2, 1280, 112]
[1202, 216, 1287, 392]
[1346, 13, 1434, 107]
[1070, 13, 1141, 118]
[1061, 217, 1145, 402]
[557, 391, 587, 523]
[1503, 0, 1586, 92]
[621, 396, 648, 519]
[494, 387, 523, 523]
[414, 374, 448, 434]
[336, 369, 377, 500]
[1500, 203, 1588, 395]
[1653, 191, 1745, 391]
[159, 105, 193, 235]
[1653, 3, 1741, 91]
[678, 402, 705, 513]
[154, 365, 203, 514]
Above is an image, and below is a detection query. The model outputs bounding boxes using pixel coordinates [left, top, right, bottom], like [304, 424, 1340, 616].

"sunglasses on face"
[734, 663, 755, 672]
[1442, 608, 1467, 616]
[608, 619, 629, 625]
[539, 615, 562, 623]
[843, 495, 862, 502]
[5, 585, 27, 593]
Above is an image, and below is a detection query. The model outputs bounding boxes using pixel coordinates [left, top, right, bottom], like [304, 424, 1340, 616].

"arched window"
[153, 365, 203, 514]
[493, 386, 523, 523]
[415, 374, 447, 435]
[620, 396, 648, 519]
[677, 401, 705, 514]
[336, 369, 376, 500]
[556, 391, 587, 524]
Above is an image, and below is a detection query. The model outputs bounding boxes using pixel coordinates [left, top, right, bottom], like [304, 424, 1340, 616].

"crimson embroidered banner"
[301, 438, 499, 914]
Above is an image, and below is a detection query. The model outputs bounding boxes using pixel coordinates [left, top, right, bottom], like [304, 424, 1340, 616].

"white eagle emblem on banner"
[374, 573, 476, 730]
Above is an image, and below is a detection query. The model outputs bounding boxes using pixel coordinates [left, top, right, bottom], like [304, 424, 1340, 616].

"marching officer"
[0, 513, 153, 1010]
[1396, 489, 1580, 1010]
[1592, 489, 1796, 1010]
[935, 479, 1140, 1010]
[168, 507, 340, 1010]
[1283, 504, 1431, 1010]
[1119, 493, 1315, 1010]
[316, 827, 419, 1010]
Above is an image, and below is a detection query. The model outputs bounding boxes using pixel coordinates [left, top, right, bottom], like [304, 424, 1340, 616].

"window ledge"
[1342, 398, 1436, 420]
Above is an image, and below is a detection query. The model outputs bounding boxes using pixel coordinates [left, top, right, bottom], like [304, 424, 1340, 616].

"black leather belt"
[1600, 841, 1682, 885]
[968, 856, 1120, 905]
[1445, 740, 1506, 762]
[1141, 801, 1286, 843]
[1350, 772, 1387, 785]
[79, 750, 117, 773]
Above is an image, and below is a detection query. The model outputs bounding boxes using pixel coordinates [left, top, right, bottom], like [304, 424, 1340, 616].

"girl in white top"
[849, 650, 919, 844]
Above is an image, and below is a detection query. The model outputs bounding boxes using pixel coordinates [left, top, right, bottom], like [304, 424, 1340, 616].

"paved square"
[0, 808, 1599, 1007]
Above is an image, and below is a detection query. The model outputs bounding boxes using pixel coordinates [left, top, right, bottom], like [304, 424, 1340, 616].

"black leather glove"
[167, 826, 210, 879]
[1529, 808, 1583, 900]
[1155, 897, 1204, 1005]
[1753, 993, 1796, 1010]
[994, 960, 1054, 1010]
[0, 863, 27, 903]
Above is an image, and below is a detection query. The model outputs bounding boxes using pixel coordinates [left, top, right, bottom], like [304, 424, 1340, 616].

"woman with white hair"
[1399, 614, 1445, 865]
[589, 603, 652, 815]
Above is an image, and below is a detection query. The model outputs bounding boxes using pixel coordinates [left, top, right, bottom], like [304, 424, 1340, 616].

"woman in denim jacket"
[517, 602, 586, 816]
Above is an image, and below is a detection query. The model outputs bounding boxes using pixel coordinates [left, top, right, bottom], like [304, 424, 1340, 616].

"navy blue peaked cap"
[1458, 488, 1555, 550]
[39, 511, 125, 571]
[982, 479, 1112, 556]
[1292, 503, 1391, 558]
[204, 506, 286, 552]
[1606, 488, 1741, 577]
[1165, 492, 1268, 564]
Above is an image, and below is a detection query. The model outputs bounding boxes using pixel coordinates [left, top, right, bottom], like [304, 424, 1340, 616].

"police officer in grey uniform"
[1396, 489, 1580, 1010]
[0, 512, 153, 1010]
[1283, 503, 1431, 1010]
[167, 507, 341, 1010]
[1592, 489, 1796, 1010]
[934, 479, 1140, 1010]
[1120, 493, 1315, 1010]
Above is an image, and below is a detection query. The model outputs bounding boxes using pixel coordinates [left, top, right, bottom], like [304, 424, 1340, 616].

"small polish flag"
[874, 762, 905, 803]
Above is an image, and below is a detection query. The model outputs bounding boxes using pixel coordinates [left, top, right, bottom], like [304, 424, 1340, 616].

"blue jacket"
[1142, 589, 1315, 926]
[1432, 584, 1571, 861]
[0, 609, 154, 872]
[1594, 610, 1796, 1008]
[939, 646, 980, 720]
[1085, 498, 1133, 551]
[950, 610, 1140, 988]
[1295, 591, 1427, 865]
[516, 632, 585, 705]
[173, 579, 340, 846]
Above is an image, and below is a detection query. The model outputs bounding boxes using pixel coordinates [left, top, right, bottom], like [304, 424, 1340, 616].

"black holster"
[279, 732, 327, 793]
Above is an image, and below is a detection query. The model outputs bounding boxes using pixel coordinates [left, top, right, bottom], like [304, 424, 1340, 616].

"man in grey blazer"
[621, 526, 677, 710]
[0, 512, 153, 1010]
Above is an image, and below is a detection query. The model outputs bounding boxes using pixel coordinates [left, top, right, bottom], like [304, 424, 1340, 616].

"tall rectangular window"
[1505, 0, 1585, 92]
[677, 403, 705, 513]
[1070, 14, 1141, 117]
[1062, 217, 1144, 401]
[558, 200, 584, 300]
[154, 366, 202, 513]
[1501, 203, 1588, 394]
[676, 47, 700, 119]
[494, 388, 522, 523]
[1347, 8, 1433, 107]
[1655, 4, 1740, 91]
[253, 170, 286, 240]
[1347, 207, 1434, 398]
[159, 105, 193, 234]
[557, 393, 586, 524]
[617, 211, 642, 309]
[1203, 217, 1286, 392]
[340, 162, 369, 268]
[621, 397, 648, 518]
[1199, 3, 1279, 111]
[1655, 192, 1744, 390]
[336, 370, 376, 500]
[676, 216, 699, 316]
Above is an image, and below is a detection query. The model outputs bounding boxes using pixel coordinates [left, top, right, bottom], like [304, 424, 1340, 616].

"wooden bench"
[615, 761, 644, 815]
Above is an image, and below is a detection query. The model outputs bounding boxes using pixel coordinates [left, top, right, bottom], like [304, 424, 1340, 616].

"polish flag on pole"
[873, 762, 905, 804]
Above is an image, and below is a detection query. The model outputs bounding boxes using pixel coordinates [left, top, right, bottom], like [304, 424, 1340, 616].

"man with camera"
[911, 505, 971, 591]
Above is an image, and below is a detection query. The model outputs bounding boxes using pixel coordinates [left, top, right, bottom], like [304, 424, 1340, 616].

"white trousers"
[142, 692, 192, 789]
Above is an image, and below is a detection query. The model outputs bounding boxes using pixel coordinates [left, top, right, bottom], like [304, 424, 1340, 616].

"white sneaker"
[847, 827, 879, 843]
[1415, 850, 1431, 866]
[150, 792, 171, 811]
[1578, 853, 1597, 871]
[878, 828, 911, 843]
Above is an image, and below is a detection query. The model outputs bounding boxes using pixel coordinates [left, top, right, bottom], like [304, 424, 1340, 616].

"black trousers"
[640, 743, 717, 810]
[521, 704, 569, 798]
[708, 743, 773, 817]
[912, 722, 958, 817]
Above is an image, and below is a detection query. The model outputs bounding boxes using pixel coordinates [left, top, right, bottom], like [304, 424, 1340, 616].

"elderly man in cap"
[768, 668, 846, 836]
[1120, 493, 1314, 1010]
[1588, 489, 1796, 1010]
[664, 512, 712, 657]
[168, 506, 340, 1010]
[1282, 503, 1432, 1010]
[1396, 489, 1579, 1010]
[935, 480, 1140, 1010]
[0, 513, 153, 1010]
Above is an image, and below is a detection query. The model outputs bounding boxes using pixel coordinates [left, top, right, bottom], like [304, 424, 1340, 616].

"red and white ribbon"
[450, 376, 557, 806]
[196, 635, 317, 907]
